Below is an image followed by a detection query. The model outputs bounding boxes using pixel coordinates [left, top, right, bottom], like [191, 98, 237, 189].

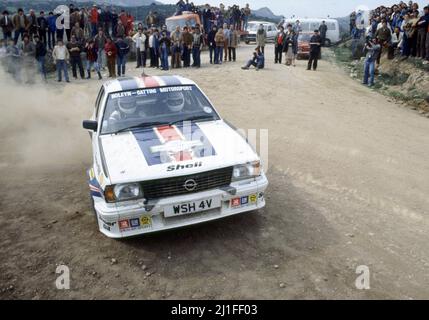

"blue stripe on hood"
[132, 123, 216, 166]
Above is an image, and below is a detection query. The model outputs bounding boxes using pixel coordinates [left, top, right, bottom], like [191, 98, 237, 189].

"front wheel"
[324, 39, 331, 47]
[245, 40, 250, 45]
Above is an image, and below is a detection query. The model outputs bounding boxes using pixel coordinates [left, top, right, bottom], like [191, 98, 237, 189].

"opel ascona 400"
[83, 75, 268, 238]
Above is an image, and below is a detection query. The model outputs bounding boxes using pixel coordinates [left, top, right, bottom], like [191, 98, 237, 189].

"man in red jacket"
[104, 37, 117, 78]
[90, 5, 99, 37]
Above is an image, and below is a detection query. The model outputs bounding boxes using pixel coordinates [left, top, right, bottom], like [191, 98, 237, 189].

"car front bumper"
[94, 174, 269, 238]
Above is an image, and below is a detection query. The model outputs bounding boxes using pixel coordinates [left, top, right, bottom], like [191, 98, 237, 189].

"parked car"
[297, 33, 312, 59]
[83, 75, 268, 238]
[245, 21, 278, 44]
[283, 18, 340, 46]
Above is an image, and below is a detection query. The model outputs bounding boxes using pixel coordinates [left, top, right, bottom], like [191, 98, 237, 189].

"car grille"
[141, 167, 233, 200]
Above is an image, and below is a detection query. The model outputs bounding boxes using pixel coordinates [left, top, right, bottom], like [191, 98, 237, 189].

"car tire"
[245, 40, 250, 45]
[324, 39, 331, 47]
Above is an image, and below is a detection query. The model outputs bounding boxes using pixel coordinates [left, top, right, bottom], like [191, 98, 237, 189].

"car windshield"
[298, 34, 312, 42]
[166, 18, 197, 31]
[247, 23, 265, 31]
[101, 85, 220, 135]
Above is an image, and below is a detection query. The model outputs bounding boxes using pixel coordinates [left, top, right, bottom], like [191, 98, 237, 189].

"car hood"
[99, 120, 259, 184]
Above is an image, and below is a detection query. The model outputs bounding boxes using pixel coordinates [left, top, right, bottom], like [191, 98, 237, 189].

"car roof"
[103, 75, 196, 94]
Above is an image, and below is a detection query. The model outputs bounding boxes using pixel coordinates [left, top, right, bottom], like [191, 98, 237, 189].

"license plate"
[164, 198, 221, 218]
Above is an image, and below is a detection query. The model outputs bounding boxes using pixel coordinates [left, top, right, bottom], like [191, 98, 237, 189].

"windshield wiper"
[168, 115, 215, 127]
[115, 121, 168, 134]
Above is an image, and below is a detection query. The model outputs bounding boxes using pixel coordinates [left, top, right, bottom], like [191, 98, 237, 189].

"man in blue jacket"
[115, 36, 130, 77]
[47, 12, 57, 50]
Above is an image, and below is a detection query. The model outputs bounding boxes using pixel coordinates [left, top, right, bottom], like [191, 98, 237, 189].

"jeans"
[160, 47, 169, 70]
[97, 49, 105, 69]
[308, 51, 319, 70]
[214, 46, 223, 64]
[228, 47, 236, 62]
[3, 31, 12, 43]
[56, 29, 64, 43]
[363, 58, 376, 86]
[14, 28, 25, 44]
[86, 60, 100, 72]
[192, 47, 201, 67]
[91, 23, 98, 37]
[56, 60, 69, 82]
[243, 16, 249, 30]
[47, 30, 56, 49]
[136, 47, 146, 67]
[182, 46, 191, 67]
[274, 45, 283, 63]
[70, 56, 85, 79]
[209, 46, 215, 63]
[117, 55, 127, 76]
[37, 56, 47, 80]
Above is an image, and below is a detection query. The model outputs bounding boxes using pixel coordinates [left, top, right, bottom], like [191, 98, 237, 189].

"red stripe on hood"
[142, 76, 160, 88]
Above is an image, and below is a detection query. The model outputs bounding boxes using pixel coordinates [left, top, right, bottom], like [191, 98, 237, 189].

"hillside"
[252, 7, 283, 22]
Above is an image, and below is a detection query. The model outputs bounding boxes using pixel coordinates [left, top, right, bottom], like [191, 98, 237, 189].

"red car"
[297, 33, 312, 60]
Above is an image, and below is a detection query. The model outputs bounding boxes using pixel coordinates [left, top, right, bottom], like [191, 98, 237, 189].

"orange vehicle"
[165, 12, 202, 32]
[297, 33, 312, 60]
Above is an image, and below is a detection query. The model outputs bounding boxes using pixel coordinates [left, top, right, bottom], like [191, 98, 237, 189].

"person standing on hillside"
[192, 26, 204, 68]
[52, 40, 70, 82]
[222, 23, 230, 62]
[214, 27, 225, 64]
[94, 28, 107, 70]
[307, 29, 322, 71]
[319, 21, 328, 46]
[243, 4, 251, 31]
[181, 26, 193, 68]
[85, 39, 102, 80]
[90, 5, 99, 37]
[115, 36, 130, 76]
[34, 35, 47, 81]
[47, 12, 57, 50]
[171, 26, 182, 68]
[104, 37, 117, 77]
[133, 27, 147, 68]
[256, 24, 267, 54]
[375, 19, 391, 65]
[67, 35, 85, 80]
[274, 26, 286, 64]
[207, 25, 217, 64]
[1, 10, 14, 43]
[416, 6, 429, 59]
[13, 8, 29, 44]
[362, 38, 381, 87]
[159, 31, 171, 71]
[228, 25, 239, 62]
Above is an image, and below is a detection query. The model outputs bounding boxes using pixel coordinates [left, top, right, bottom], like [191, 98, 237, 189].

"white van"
[245, 21, 278, 44]
[283, 18, 340, 46]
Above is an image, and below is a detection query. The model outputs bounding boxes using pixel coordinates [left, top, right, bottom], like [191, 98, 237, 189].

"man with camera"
[362, 37, 381, 87]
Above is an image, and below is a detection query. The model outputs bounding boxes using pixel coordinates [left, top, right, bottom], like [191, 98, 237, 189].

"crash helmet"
[166, 92, 185, 113]
[118, 96, 137, 115]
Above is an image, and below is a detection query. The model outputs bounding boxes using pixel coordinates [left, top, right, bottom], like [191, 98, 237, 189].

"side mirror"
[83, 120, 98, 132]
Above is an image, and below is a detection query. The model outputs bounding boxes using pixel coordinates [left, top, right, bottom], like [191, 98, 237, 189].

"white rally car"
[83, 75, 268, 238]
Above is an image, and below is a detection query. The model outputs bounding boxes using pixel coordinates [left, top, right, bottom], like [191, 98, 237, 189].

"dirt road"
[1, 44, 429, 299]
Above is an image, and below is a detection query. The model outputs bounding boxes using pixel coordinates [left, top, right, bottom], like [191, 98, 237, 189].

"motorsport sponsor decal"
[133, 122, 216, 166]
[88, 168, 103, 198]
[118, 216, 152, 232]
[110, 86, 193, 100]
[231, 195, 258, 208]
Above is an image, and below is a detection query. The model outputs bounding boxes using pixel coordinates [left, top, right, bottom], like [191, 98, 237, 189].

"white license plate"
[164, 198, 221, 218]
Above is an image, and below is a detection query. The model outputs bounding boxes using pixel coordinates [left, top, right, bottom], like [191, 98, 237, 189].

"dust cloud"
[0, 66, 98, 169]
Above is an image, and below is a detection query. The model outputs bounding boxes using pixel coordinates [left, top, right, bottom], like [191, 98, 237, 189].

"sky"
[159, 0, 428, 18]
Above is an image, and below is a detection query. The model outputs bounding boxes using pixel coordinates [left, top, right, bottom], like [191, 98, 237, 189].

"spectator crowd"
[349, 1, 429, 87]
[0, 2, 256, 83]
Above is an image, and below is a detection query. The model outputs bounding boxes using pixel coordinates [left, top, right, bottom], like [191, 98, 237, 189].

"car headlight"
[104, 183, 143, 203]
[232, 161, 261, 182]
